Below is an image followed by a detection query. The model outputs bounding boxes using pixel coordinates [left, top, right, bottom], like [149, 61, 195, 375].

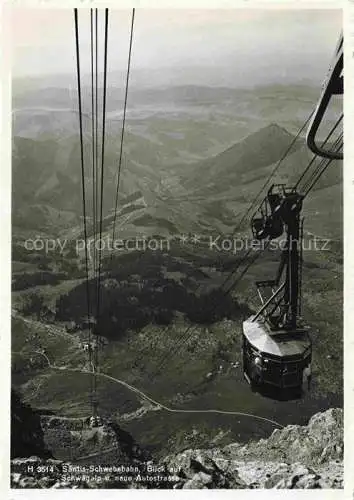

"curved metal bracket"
[306, 33, 343, 160]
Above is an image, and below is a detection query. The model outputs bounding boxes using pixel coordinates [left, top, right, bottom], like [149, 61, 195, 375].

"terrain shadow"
[55, 250, 252, 340]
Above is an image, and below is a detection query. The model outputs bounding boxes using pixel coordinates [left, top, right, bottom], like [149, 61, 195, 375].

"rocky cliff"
[11, 408, 343, 489]
[163, 408, 343, 489]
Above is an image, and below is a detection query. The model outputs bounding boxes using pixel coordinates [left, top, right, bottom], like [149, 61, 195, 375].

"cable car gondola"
[243, 185, 312, 393]
[243, 32, 343, 395]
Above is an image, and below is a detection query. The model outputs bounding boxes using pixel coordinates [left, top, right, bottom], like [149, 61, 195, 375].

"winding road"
[28, 349, 283, 429]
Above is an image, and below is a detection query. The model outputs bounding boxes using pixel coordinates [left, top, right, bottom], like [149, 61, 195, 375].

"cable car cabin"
[243, 184, 312, 394]
[242, 317, 311, 390]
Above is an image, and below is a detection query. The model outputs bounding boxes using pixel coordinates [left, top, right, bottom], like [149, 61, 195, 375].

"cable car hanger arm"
[306, 33, 343, 160]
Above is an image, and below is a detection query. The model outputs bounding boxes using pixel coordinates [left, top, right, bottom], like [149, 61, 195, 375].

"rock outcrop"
[163, 408, 343, 489]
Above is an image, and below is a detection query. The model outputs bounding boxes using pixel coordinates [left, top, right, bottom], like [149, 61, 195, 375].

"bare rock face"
[162, 408, 343, 489]
[11, 408, 343, 489]
[222, 408, 343, 466]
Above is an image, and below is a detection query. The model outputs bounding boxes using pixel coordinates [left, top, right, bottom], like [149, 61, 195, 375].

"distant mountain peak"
[251, 122, 293, 140]
[238, 122, 297, 154]
[266, 122, 291, 133]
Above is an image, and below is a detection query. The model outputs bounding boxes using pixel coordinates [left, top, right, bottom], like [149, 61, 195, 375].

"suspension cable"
[74, 8, 91, 344]
[90, 8, 108, 419]
[95, 9, 99, 317]
[89, 7, 96, 413]
[96, 8, 109, 324]
[295, 114, 343, 192]
[302, 133, 342, 195]
[90, 8, 96, 304]
[111, 8, 135, 252]
[303, 134, 343, 197]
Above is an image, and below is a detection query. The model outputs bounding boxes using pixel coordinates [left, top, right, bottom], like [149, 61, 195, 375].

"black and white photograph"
[7, 3, 344, 490]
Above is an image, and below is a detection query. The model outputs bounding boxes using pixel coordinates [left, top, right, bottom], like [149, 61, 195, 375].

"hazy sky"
[11, 8, 342, 87]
